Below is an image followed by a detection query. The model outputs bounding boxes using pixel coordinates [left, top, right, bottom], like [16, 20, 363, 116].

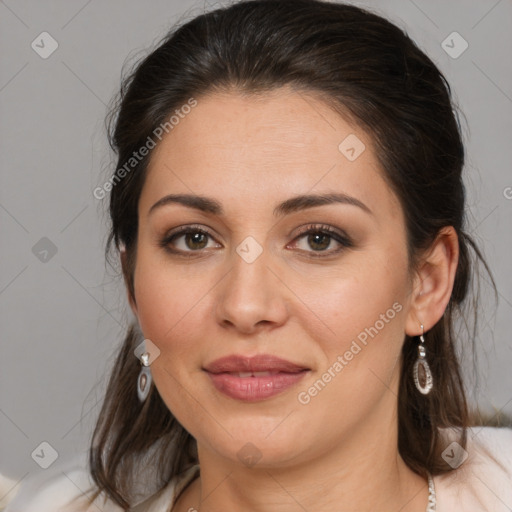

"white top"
[2, 427, 512, 512]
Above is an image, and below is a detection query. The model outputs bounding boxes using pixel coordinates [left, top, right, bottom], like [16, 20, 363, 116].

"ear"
[405, 226, 459, 336]
[120, 247, 138, 318]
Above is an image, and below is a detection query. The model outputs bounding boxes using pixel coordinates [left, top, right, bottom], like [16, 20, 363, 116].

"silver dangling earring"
[137, 352, 152, 402]
[413, 324, 433, 395]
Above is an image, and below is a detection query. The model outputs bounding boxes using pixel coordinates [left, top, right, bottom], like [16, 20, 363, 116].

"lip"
[203, 354, 309, 374]
[203, 354, 310, 402]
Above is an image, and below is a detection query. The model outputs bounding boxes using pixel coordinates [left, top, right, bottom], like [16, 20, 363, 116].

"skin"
[124, 85, 459, 512]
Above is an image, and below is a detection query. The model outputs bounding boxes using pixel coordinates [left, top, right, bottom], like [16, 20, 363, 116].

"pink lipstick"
[203, 354, 309, 401]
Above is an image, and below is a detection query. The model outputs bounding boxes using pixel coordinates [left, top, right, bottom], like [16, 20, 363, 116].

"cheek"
[131, 249, 222, 401]
[292, 253, 408, 346]
[290, 258, 409, 416]
[292, 272, 407, 426]
[132, 259, 209, 410]
[133, 220, 218, 341]
[132, 244, 208, 339]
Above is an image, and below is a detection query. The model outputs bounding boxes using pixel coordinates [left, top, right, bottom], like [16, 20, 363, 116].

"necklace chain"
[426, 473, 436, 511]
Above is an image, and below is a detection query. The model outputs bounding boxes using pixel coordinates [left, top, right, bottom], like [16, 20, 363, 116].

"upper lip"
[203, 354, 309, 374]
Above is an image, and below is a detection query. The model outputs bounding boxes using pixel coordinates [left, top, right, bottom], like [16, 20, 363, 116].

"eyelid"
[285, 223, 353, 258]
[160, 222, 353, 256]
[164, 223, 216, 239]
[159, 224, 222, 252]
[292, 223, 350, 239]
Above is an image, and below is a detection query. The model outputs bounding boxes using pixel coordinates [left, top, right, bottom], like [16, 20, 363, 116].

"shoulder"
[3, 455, 199, 512]
[435, 426, 512, 512]
[131, 464, 200, 512]
[2, 459, 122, 512]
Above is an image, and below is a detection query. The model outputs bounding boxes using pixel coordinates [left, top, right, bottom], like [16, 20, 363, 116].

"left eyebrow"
[273, 192, 373, 217]
[147, 192, 373, 218]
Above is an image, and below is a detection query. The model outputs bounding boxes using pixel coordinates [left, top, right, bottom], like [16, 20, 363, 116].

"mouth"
[224, 370, 295, 377]
[203, 354, 310, 401]
[203, 353, 310, 374]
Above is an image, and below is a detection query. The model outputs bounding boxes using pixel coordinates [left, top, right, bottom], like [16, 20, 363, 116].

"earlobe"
[405, 226, 459, 336]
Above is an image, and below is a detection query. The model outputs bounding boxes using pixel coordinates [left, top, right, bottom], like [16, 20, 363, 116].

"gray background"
[1, 0, 511, 497]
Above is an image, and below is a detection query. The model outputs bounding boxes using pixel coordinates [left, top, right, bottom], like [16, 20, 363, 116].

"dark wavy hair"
[81, 0, 500, 508]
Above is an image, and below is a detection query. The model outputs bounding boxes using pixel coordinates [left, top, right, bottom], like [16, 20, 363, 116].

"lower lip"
[206, 371, 308, 401]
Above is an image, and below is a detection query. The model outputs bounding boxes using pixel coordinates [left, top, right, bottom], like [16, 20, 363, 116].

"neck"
[175, 413, 429, 512]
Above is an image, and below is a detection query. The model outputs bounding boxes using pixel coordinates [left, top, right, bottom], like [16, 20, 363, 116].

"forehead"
[140, 87, 402, 222]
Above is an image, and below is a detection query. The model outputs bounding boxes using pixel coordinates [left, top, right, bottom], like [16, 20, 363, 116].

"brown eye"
[306, 232, 332, 251]
[289, 224, 353, 257]
[184, 232, 209, 250]
[160, 225, 221, 254]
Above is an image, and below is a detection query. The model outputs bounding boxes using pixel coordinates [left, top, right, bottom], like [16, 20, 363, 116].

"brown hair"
[85, 0, 498, 507]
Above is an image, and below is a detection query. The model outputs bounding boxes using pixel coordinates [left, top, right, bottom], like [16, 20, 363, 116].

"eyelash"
[159, 223, 353, 258]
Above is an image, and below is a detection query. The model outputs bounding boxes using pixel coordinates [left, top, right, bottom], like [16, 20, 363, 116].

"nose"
[214, 246, 289, 334]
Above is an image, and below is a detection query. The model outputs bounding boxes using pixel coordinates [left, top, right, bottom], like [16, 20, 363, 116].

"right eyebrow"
[148, 194, 223, 217]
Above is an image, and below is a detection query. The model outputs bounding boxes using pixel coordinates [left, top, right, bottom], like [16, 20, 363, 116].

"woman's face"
[129, 86, 417, 468]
